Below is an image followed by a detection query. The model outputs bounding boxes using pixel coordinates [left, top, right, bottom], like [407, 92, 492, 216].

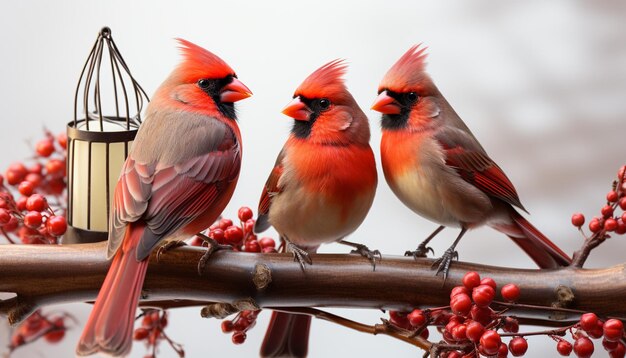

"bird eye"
[319, 98, 331, 110]
[406, 92, 418, 102]
[198, 79, 210, 89]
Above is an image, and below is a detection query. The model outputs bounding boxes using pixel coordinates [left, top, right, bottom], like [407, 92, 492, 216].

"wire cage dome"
[64, 27, 149, 244]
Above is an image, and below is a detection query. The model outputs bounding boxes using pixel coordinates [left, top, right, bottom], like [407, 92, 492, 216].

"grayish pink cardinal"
[76, 39, 252, 356]
[371, 45, 570, 277]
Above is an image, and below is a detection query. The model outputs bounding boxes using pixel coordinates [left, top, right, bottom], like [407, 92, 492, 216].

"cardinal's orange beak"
[371, 91, 401, 115]
[282, 97, 312, 121]
[220, 78, 253, 103]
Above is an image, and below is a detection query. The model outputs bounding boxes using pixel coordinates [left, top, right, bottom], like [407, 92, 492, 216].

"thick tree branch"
[1, 242, 625, 326]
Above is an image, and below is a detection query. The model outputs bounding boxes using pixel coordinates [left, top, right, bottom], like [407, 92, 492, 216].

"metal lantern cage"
[64, 27, 149, 244]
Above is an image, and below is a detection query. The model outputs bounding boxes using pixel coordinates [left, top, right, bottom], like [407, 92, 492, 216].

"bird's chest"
[381, 132, 458, 226]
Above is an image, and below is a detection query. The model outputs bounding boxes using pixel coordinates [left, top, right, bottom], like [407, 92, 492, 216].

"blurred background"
[1, 0, 625, 356]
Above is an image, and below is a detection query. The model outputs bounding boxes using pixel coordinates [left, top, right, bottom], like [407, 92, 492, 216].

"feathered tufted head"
[294, 59, 348, 99]
[378, 44, 429, 93]
[174, 38, 236, 82]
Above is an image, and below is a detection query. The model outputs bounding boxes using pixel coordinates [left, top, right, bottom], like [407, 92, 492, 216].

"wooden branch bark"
[1, 242, 625, 325]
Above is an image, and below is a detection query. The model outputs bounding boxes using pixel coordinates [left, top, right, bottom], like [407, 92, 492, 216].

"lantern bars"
[64, 27, 149, 244]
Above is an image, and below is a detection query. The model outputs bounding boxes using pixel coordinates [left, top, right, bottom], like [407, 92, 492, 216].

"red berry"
[29, 163, 43, 174]
[480, 277, 497, 289]
[57, 133, 67, 149]
[0, 208, 10, 225]
[238, 206, 253, 222]
[420, 327, 429, 340]
[36, 140, 55, 157]
[605, 218, 618, 232]
[589, 319, 605, 339]
[221, 320, 234, 333]
[480, 330, 502, 356]
[244, 218, 255, 233]
[471, 305, 493, 326]
[466, 320, 485, 342]
[557, 340, 573, 356]
[571, 213, 585, 227]
[218, 218, 233, 230]
[389, 311, 410, 329]
[25, 173, 43, 188]
[45, 178, 65, 195]
[16, 196, 28, 211]
[608, 190, 619, 202]
[45, 159, 65, 177]
[498, 342, 509, 357]
[26, 194, 47, 212]
[231, 331, 246, 344]
[604, 338, 619, 352]
[604, 319, 625, 342]
[580, 313, 599, 332]
[407, 309, 426, 327]
[573, 336, 594, 358]
[18, 181, 34, 196]
[211, 228, 225, 243]
[259, 237, 276, 249]
[501, 283, 521, 302]
[616, 220, 626, 235]
[450, 286, 469, 298]
[6, 163, 28, 185]
[24, 211, 43, 229]
[4, 216, 18, 232]
[224, 226, 244, 245]
[44, 329, 65, 343]
[463, 271, 481, 290]
[134, 327, 149, 340]
[244, 239, 261, 252]
[450, 293, 472, 316]
[46, 216, 67, 236]
[602, 205, 615, 219]
[509, 337, 528, 356]
[473, 284, 496, 307]
[11, 333, 25, 348]
[611, 343, 626, 358]
[503, 317, 520, 333]
[451, 324, 467, 341]
[589, 218, 602, 233]
[619, 198, 626, 211]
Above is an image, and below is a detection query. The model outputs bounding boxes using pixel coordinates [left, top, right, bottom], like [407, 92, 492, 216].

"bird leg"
[283, 236, 312, 271]
[338, 239, 382, 271]
[405, 225, 445, 259]
[156, 240, 188, 262]
[196, 233, 233, 275]
[432, 227, 467, 281]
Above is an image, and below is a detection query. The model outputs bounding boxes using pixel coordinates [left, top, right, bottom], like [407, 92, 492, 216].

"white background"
[1, 1, 625, 357]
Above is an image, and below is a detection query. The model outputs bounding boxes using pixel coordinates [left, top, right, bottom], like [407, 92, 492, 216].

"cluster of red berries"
[188, 206, 277, 254]
[196, 207, 277, 345]
[133, 309, 184, 358]
[10, 310, 70, 353]
[571, 165, 626, 236]
[0, 130, 67, 244]
[388, 272, 526, 357]
[551, 313, 625, 358]
[221, 309, 261, 345]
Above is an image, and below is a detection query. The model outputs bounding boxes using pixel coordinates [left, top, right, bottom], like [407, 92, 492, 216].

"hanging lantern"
[64, 27, 149, 244]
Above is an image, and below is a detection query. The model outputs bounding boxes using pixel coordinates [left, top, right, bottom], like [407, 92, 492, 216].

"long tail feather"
[76, 223, 148, 356]
[501, 210, 571, 268]
[261, 312, 312, 358]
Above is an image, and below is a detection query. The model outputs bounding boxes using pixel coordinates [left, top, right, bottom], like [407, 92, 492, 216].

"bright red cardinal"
[76, 39, 252, 356]
[372, 45, 570, 277]
[255, 60, 377, 357]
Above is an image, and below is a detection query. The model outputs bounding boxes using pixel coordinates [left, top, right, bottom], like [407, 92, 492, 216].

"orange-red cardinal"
[76, 39, 251, 356]
[372, 45, 570, 277]
[255, 60, 377, 357]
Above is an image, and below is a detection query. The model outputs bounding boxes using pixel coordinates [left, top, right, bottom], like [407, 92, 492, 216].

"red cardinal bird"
[371, 45, 570, 277]
[76, 39, 252, 356]
[255, 60, 377, 357]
